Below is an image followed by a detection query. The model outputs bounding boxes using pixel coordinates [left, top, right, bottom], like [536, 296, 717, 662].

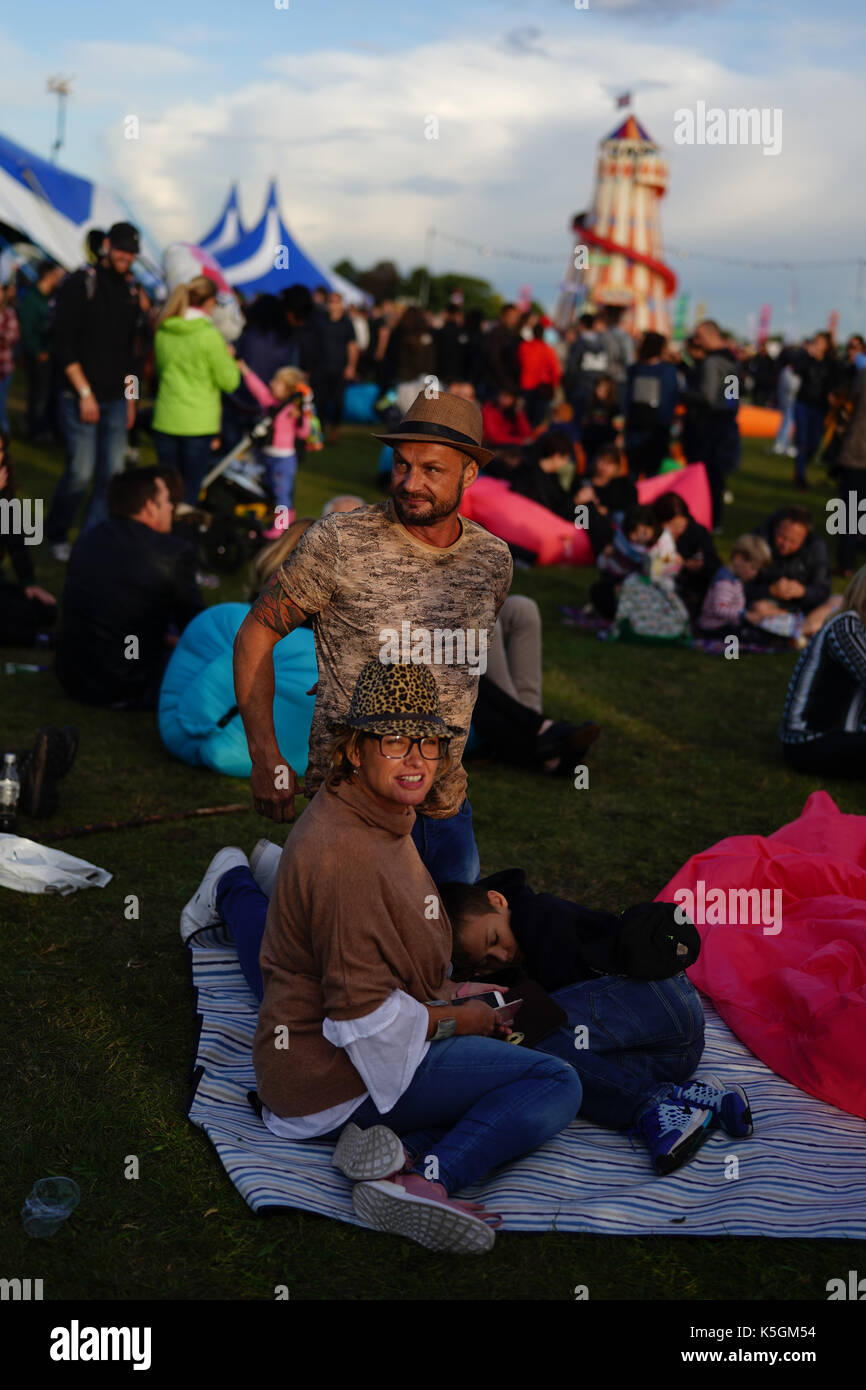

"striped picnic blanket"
[187, 925, 866, 1236]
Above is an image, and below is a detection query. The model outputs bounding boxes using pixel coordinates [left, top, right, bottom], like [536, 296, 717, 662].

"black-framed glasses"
[372, 734, 449, 761]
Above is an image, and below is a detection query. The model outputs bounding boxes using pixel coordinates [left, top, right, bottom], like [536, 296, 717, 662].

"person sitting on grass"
[590, 504, 657, 621]
[651, 493, 721, 620]
[438, 874, 754, 1177]
[698, 534, 775, 638]
[180, 660, 581, 1255]
[480, 387, 534, 448]
[747, 506, 832, 621]
[780, 565, 866, 776]
[509, 429, 577, 520]
[575, 445, 638, 555]
[472, 594, 602, 775]
[55, 466, 203, 709]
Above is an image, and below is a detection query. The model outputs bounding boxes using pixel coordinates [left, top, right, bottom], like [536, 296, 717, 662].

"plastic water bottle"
[21, 1176, 81, 1237]
[0, 752, 19, 833]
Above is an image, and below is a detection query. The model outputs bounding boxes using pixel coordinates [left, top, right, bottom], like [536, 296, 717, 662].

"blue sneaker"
[675, 1073, 753, 1139]
[636, 1093, 713, 1175]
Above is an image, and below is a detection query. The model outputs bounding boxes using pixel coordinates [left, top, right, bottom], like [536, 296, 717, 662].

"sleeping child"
[439, 872, 754, 1176]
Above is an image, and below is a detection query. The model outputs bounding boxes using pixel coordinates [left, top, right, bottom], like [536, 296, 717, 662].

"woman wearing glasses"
[181, 659, 580, 1253]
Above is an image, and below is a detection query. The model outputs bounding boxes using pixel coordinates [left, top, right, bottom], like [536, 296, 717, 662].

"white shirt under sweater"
[262, 989, 430, 1139]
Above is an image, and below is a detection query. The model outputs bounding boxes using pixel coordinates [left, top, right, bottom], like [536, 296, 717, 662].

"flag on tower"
[615, 92, 632, 109]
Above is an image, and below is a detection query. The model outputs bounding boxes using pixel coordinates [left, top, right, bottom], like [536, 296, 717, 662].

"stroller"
[176, 387, 322, 573]
[172, 413, 276, 574]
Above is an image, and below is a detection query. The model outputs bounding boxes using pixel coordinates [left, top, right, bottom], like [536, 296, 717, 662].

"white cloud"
[4, 18, 860, 330]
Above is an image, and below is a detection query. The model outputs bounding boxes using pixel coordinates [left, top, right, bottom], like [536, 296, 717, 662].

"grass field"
[2, 398, 863, 1301]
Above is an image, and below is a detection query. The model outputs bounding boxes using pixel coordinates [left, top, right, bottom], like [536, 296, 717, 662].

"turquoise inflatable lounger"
[158, 603, 317, 779]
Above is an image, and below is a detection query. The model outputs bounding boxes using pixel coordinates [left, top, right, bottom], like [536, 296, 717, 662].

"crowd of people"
[5, 222, 866, 1255]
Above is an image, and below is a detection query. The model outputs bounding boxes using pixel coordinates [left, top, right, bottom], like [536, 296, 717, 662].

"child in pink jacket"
[238, 362, 312, 537]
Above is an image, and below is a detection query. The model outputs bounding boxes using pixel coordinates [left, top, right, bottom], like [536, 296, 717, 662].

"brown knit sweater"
[253, 778, 452, 1119]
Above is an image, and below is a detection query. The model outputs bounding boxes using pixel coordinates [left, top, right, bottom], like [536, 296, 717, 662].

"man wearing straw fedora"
[234, 390, 513, 883]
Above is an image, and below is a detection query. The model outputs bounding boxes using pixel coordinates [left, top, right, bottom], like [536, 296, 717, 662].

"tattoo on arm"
[250, 577, 308, 638]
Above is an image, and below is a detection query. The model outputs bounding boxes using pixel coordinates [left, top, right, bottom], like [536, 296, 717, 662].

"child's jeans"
[262, 447, 297, 513]
[535, 973, 705, 1128]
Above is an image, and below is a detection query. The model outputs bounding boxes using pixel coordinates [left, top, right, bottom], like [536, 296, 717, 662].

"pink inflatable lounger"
[458, 463, 712, 566]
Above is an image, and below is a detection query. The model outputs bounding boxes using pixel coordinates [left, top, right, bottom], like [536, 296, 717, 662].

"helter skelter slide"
[556, 112, 678, 336]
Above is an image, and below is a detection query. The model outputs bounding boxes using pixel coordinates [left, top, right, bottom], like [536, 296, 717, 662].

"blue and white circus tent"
[208, 179, 367, 305]
[199, 183, 246, 256]
[0, 130, 161, 282]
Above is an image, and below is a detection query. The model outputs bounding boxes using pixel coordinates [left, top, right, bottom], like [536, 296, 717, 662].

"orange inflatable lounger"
[737, 404, 782, 438]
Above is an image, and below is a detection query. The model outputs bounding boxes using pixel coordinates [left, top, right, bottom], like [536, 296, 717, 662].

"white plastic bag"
[0, 835, 111, 896]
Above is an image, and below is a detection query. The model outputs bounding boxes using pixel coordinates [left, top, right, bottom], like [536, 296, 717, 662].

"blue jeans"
[0, 373, 11, 433]
[153, 430, 215, 505]
[46, 394, 128, 542]
[535, 973, 705, 1129]
[794, 402, 824, 484]
[317, 1037, 581, 1193]
[410, 798, 481, 884]
[262, 450, 297, 513]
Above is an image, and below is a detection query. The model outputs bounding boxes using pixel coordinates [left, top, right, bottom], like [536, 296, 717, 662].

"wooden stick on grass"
[40, 803, 249, 843]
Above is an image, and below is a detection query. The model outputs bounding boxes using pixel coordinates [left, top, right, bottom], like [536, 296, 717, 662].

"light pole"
[47, 76, 72, 163]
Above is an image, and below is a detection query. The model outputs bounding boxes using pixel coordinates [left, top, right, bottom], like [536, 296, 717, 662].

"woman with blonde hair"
[152, 275, 240, 503]
[181, 659, 581, 1253]
[780, 566, 866, 774]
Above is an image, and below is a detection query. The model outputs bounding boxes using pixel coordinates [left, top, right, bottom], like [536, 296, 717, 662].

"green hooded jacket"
[152, 315, 241, 436]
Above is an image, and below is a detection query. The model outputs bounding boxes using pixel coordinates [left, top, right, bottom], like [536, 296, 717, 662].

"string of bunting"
[430, 228, 563, 264]
[432, 227, 866, 273]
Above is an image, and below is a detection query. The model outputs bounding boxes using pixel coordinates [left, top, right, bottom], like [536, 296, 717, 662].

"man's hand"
[126, 399, 136, 432]
[252, 755, 300, 822]
[80, 394, 99, 424]
[746, 599, 780, 620]
[770, 577, 804, 601]
[24, 585, 56, 606]
[574, 484, 596, 505]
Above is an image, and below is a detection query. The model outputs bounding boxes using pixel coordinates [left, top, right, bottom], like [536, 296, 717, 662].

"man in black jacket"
[45, 222, 143, 559]
[792, 332, 832, 490]
[440, 871, 754, 1175]
[690, 319, 741, 529]
[55, 467, 203, 708]
[748, 506, 832, 615]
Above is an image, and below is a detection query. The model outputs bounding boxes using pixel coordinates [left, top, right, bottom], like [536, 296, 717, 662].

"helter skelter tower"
[556, 113, 677, 336]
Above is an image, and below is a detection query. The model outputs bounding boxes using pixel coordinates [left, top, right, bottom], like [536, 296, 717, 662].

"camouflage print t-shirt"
[275, 500, 513, 817]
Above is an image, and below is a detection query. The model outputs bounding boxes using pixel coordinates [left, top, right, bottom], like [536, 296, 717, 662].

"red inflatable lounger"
[658, 791, 866, 1119]
[459, 464, 712, 566]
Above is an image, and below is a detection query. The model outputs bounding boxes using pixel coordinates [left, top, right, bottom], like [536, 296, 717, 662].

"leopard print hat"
[329, 659, 465, 739]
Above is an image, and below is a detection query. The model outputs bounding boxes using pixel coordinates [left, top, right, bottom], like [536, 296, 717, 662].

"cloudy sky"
[3, 0, 864, 335]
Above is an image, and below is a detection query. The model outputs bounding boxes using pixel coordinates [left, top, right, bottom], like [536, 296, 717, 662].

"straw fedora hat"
[329, 660, 465, 739]
[373, 391, 494, 467]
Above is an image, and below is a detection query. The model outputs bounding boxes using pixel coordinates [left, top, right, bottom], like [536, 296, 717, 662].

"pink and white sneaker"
[331, 1123, 408, 1182]
[352, 1173, 501, 1254]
